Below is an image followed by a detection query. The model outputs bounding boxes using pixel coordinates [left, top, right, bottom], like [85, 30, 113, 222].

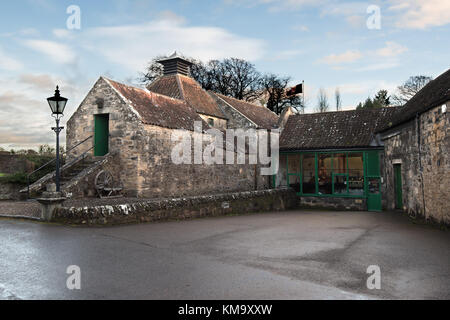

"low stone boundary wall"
[299, 196, 366, 211]
[0, 183, 24, 200]
[52, 188, 299, 225]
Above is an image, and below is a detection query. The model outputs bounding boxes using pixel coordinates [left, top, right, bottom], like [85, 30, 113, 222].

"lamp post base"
[36, 183, 66, 221]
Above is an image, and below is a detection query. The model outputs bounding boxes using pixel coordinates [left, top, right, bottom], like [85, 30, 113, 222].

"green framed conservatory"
[274, 150, 383, 211]
[276, 108, 396, 212]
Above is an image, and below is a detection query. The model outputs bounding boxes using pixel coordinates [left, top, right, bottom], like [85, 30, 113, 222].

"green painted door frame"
[394, 164, 403, 209]
[366, 151, 382, 212]
[94, 114, 109, 156]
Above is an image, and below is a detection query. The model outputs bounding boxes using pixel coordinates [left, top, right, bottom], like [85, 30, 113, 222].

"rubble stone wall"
[383, 102, 449, 224]
[0, 153, 34, 174]
[52, 188, 299, 225]
[66, 77, 271, 199]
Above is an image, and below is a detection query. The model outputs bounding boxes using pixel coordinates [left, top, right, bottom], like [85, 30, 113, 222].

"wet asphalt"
[0, 210, 449, 300]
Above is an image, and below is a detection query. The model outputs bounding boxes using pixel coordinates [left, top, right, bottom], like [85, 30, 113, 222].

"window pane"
[332, 153, 347, 174]
[302, 154, 316, 194]
[287, 154, 301, 174]
[348, 153, 364, 195]
[275, 154, 288, 187]
[318, 154, 332, 194]
[288, 175, 301, 193]
[333, 175, 348, 194]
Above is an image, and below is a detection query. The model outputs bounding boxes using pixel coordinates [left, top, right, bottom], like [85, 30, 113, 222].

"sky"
[0, 0, 449, 150]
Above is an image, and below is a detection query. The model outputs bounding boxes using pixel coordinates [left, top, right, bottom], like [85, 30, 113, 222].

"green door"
[394, 164, 403, 209]
[94, 114, 109, 156]
[366, 151, 382, 212]
[367, 177, 382, 211]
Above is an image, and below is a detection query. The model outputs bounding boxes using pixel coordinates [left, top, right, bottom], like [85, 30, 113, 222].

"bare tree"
[391, 75, 432, 106]
[139, 55, 166, 84]
[222, 58, 261, 102]
[140, 56, 261, 102]
[316, 88, 329, 113]
[335, 88, 342, 111]
[141, 55, 306, 114]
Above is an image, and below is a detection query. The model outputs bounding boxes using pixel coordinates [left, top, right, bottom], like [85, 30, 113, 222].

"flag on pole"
[286, 83, 303, 96]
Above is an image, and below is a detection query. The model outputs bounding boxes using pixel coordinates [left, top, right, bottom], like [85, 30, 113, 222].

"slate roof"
[211, 92, 279, 130]
[280, 108, 397, 151]
[105, 77, 206, 131]
[147, 74, 227, 119]
[381, 68, 450, 130]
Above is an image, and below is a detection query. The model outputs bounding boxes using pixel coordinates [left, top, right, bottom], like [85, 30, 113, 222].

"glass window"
[288, 174, 301, 193]
[333, 175, 348, 194]
[348, 153, 364, 195]
[332, 153, 347, 174]
[208, 118, 214, 126]
[302, 154, 316, 194]
[287, 154, 301, 174]
[318, 154, 332, 194]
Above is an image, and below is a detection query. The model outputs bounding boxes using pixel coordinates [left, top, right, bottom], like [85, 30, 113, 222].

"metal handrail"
[26, 135, 93, 198]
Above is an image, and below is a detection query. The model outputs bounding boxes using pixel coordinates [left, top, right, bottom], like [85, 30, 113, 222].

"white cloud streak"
[321, 50, 363, 65]
[389, 0, 450, 29]
[78, 13, 266, 71]
[0, 47, 24, 71]
[23, 40, 77, 64]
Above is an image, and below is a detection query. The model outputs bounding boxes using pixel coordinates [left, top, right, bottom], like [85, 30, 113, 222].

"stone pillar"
[36, 183, 66, 221]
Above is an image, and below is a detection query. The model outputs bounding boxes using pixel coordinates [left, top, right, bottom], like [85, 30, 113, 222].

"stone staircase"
[59, 157, 102, 190]
[21, 155, 107, 199]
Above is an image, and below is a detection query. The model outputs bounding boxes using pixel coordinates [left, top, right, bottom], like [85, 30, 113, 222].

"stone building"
[378, 68, 450, 224]
[33, 54, 279, 199]
[275, 108, 396, 211]
[24, 52, 448, 224]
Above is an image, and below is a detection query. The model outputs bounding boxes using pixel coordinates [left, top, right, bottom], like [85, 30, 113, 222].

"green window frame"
[278, 150, 381, 198]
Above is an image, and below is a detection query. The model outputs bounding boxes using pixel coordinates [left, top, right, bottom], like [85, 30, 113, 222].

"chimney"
[157, 51, 193, 77]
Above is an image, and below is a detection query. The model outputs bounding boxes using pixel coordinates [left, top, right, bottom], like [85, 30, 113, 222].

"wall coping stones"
[52, 188, 298, 225]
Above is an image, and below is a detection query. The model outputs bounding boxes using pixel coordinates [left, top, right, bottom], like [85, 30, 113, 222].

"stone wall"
[67, 77, 271, 199]
[383, 102, 449, 224]
[210, 93, 257, 129]
[136, 124, 271, 198]
[63, 153, 122, 199]
[66, 77, 142, 196]
[52, 188, 298, 225]
[299, 196, 366, 211]
[198, 113, 227, 130]
[0, 153, 34, 174]
[0, 183, 24, 200]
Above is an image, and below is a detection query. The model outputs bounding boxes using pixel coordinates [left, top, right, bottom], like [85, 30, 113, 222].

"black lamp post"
[47, 86, 68, 192]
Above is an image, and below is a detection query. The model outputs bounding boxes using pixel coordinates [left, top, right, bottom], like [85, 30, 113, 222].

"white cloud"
[1, 28, 40, 38]
[23, 40, 76, 64]
[18, 73, 56, 91]
[390, 0, 450, 29]
[320, 1, 367, 17]
[52, 29, 74, 39]
[356, 62, 400, 72]
[273, 49, 304, 60]
[0, 73, 93, 149]
[321, 50, 362, 65]
[0, 47, 23, 71]
[374, 41, 408, 57]
[292, 24, 309, 32]
[78, 13, 265, 71]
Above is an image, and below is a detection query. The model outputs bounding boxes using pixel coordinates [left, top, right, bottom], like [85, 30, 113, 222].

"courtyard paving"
[0, 210, 449, 299]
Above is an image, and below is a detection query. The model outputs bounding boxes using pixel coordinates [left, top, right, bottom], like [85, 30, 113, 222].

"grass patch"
[0, 172, 29, 185]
